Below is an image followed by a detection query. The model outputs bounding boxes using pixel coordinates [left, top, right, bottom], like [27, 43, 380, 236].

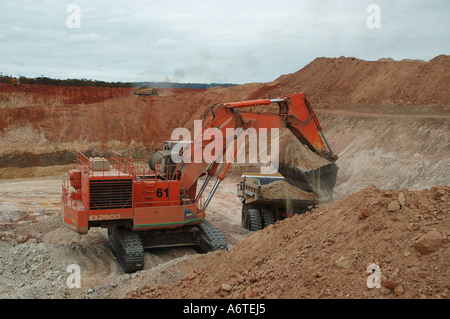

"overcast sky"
[0, 0, 449, 84]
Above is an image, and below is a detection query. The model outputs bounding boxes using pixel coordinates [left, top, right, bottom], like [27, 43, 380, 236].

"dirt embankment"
[268, 55, 450, 106]
[0, 85, 207, 156]
[2, 55, 449, 159]
[316, 104, 450, 200]
[127, 185, 449, 299]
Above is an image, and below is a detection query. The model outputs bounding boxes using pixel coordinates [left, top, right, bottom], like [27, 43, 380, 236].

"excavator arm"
[176, 92, 338, 211]
[225, 92, 335, 160]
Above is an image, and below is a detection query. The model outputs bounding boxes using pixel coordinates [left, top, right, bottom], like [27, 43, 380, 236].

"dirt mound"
[127, 185, 449, 299]
[269, 55, 450, 106]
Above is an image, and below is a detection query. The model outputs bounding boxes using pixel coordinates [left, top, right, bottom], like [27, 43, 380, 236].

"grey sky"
[0, 0, 449, 84]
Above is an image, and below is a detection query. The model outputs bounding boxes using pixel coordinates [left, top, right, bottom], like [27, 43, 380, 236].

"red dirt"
[0, 86, 207, 154]
[1, 55, 448, 156]
[269, 55, 450, 106]
[0, 84, 134, 106]
[127, 185, 449, 299]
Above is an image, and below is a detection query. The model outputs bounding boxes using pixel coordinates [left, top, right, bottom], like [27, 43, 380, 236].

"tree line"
[0, 74, 237, 89]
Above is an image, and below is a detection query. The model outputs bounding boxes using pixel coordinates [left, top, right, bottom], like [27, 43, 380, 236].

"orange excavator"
[61, 92, 338, 272]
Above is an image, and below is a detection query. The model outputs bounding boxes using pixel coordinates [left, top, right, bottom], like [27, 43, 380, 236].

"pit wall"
[316, 108, 450, 199]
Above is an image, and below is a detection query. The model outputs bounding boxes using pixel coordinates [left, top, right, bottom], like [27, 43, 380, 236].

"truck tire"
[262, 208, 275, 227]
[241, 202, 250, 229]
[247, 209, 263, 231]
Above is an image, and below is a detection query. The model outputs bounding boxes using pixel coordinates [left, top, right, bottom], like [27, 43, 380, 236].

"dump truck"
[133, 86, 158, 97]
[237, 172, 329, 230]
[61, 92, 338, 272]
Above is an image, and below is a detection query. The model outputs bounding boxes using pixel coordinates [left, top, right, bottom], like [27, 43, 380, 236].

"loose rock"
[394, 284, 404, 296]
[415, 231, 443, 255]
[221, 284, 232, 292]
[398, 193, 406, 207]
[388, 200, 401, 212]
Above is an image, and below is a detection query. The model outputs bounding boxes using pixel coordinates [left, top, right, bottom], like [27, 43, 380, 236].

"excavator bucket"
[278, 162, 338, 201]
[278, 138, 338, 201]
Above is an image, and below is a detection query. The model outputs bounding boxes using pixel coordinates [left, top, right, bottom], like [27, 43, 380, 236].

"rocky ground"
[0, 175, 249, 299]
[128, 185, 449, 299]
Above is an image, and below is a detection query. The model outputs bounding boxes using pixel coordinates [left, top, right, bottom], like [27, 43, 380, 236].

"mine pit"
[0, 56, 449, 299]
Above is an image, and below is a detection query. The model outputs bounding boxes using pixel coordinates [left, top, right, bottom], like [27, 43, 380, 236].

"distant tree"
[0, 73, 238, 88]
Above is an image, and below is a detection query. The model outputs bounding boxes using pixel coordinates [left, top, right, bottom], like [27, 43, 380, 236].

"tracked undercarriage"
[108, 220, 227, 273]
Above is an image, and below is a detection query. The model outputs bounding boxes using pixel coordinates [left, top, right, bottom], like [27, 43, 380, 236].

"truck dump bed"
[237, 173, 320, 207]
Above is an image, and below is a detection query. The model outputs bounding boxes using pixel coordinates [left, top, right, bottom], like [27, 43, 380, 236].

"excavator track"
[108, 226, 144, 273]
[197, 220, 228, 252]
[108, 221, 227, 273]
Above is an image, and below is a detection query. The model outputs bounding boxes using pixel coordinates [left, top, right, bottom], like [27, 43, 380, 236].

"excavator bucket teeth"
[278, 162, 338, 201]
